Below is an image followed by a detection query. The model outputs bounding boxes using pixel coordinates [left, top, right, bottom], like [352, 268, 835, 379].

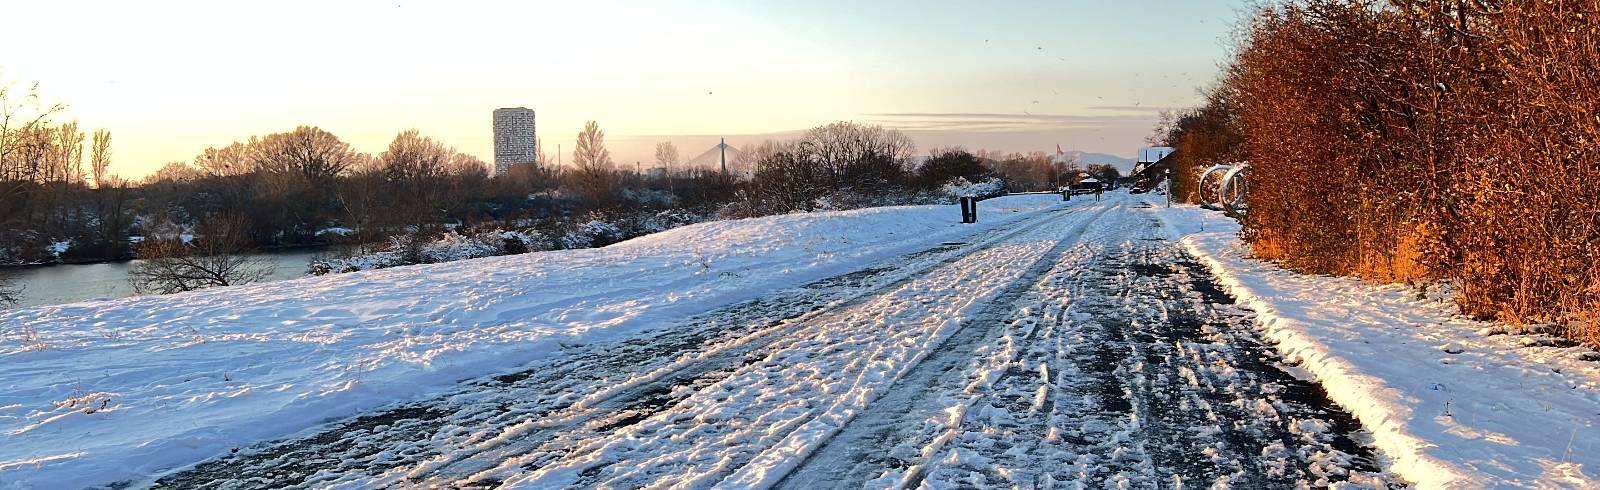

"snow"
[0, 194, 1067, 489]
[560, 220, 622, 249]
[451, 201, 1104, 489]
[311, 213, 709, 275]
[1138, 146, 1175, 163]
[1150, 202, 1600, 489]
[314, 227, 355, 237]
[939, 177, 1006, 200]
[44, 241, 70, 258]
[5, 192, 1596, 489]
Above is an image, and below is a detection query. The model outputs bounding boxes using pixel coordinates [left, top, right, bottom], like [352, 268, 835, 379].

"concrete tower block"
[493, 107, 537, 175]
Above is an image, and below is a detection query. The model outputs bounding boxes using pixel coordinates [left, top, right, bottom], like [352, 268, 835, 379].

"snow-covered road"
[778, 199, 1391, 489]
[144, 194, 1395, 489]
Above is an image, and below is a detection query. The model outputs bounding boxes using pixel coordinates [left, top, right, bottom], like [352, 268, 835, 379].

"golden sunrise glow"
[4, 0, 1238, 177]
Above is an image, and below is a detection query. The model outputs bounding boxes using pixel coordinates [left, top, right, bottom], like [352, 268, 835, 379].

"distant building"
[1130, 147, 1180, 193]
[493, 107, 537, 175]
[1137, 146, 1175, 165]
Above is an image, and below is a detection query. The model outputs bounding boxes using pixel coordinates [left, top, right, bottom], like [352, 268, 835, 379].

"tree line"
[1152, 0, 1600, 347]
[1, 77, 1122, 303]
[1, 80, 130, 264]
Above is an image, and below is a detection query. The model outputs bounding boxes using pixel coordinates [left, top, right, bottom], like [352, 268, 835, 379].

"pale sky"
[3, 0, 1243, 178]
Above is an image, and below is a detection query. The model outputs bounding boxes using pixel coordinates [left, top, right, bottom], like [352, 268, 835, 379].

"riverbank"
[0, 248, 327, 309]
[0, 242, 342, 269]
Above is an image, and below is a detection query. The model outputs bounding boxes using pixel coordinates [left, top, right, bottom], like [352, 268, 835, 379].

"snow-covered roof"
[1137, 146, 1175, 163]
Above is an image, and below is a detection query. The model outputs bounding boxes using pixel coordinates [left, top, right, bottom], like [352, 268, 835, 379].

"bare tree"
[448, 152, 489, 178]
[334, 155, 386, 241]
[984, 151, 1060, 192]
[733, 141, 784, 177]
[377, 129, 454, 222]
[916, 147, 991, 189]
[1085, 163, 1122, 183]
[571, 121, 616, 205]
[193, 139, 258, 177]
[801, 122, 915, 192]
[443, 153, 490, 212]
[90, 129, 111, 187]
[746, 140, 820, 214]
[89, 180, 133, 257]
[48, 120, 84, 185]
[0, 80, 65, 183]
[654, 141, 680, 170]
[536, 137, 550, 168]
[380, 130, 451, 183]
[0, 273, 20, 308]
[254, 126, 357, 183]
[129, 214, 273, 295]
[145, 161, 201, 184]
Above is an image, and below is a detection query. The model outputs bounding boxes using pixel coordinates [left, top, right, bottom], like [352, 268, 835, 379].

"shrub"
[1178, 0, 1600, 347]
[939, 177, 1007, 201]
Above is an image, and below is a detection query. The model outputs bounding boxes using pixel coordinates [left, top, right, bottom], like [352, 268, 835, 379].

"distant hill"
[1065, 151, 1137, 174]
[675, 144, 1134, 176]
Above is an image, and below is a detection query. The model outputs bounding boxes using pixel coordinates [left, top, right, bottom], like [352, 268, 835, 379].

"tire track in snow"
[486, 197, 1121, 488]
[904, 205, 1156, 490]
[414, 203, 1094, 488]
[917, 207, 1398, 488]
[770, 201, 1124, 489]
[147, 199, 1084, 489]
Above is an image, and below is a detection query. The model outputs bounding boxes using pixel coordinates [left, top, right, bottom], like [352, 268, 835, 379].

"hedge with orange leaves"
[1185, 0, 1600, 346]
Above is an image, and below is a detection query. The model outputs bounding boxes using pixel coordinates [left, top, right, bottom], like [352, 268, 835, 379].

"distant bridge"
[684, 140, 743, 173]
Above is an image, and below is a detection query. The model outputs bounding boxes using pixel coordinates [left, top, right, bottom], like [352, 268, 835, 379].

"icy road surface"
[147, 194, 1395, 489]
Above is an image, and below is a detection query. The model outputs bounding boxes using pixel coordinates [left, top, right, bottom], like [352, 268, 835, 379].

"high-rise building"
[492, 107, 536, 175]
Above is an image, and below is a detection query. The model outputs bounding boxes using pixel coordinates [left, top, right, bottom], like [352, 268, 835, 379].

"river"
[1, 249, 328, 309]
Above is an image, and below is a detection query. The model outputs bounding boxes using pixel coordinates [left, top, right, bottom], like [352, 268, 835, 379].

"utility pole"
[558, 144, 562, 167]
[720, 137, 728, 175]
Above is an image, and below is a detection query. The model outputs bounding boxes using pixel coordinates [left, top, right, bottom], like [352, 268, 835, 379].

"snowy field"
[141, 195, 1400, 489]
[0, 195, 1068, 488]
[2, 191, 1596, 489]
[1155, 204, 1600, 488]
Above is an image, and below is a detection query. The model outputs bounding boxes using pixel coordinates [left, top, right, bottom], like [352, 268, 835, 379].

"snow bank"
[1149, 201, 1600, 489]
[0, 195, 1065, 488]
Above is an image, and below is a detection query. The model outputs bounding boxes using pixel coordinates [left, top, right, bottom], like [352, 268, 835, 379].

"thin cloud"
[617, 129, 803, 141]
[865, 112, 1135, 122]
[863, 112, 1158, 132]
[1085, 105, 1172, 114]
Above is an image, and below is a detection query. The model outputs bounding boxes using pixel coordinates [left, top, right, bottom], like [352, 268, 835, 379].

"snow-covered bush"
[558, 232, 592, 250]
[810, 195, 838, 212]
[939, 177, 1007, 201]
[560, 219, 623, 250]
[622, 188, 677, 207]
[419, 231, 501, 263]
[307, 209, 708, 275]
[810, 190, 923, 212]
[310, 229, 519, 274]
[316, 227, 355, 238]
[630, 210, 703, 235]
